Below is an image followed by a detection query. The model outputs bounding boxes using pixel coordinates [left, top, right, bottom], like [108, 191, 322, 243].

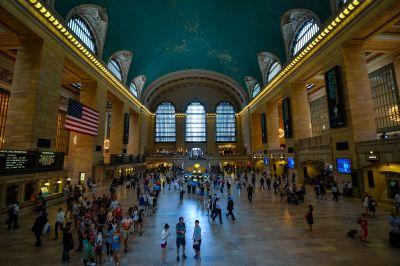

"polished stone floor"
[0, 182, 399, 266]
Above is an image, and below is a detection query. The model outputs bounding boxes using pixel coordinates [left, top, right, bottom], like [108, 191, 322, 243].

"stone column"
[341, 43, 376, 141]
[109, 98, 124, 155]
[127, 110, 140, 155]
[266, 102, 280, 150]
[5, 37, 64, 150]
[139, 109, 149, 155]
[176, 115, 185, 152]
[240, 110, 251, 155]
[67, 81, 106, 182]
[250, 112, 263, 153]
[206, 115, 216, 155]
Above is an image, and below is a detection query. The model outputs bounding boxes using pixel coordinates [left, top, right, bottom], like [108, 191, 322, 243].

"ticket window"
[24, 181, 37, 202]
[6, 184, 19, 205]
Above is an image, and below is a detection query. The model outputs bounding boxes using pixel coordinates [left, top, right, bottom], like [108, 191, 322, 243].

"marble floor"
[0, 183, 399, 266]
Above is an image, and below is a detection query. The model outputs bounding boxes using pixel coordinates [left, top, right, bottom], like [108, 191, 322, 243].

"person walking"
[259, 177, 265, 190]
[54, 207, 65, 240]
[31, 211, 48, 246]
[266, 177, 271, 191]
[212, 198, 223, 224]
[305, 205, 314, 232]
[61, 222, 74, 262]
[226, 196, 236, 220]
[160, 223, 171, 265]
[121, 213, 132, 252]
[247, 184, 254, 202]
[192, 220, 202, 261]
[176, 217, 187, 262]
[111, 227, 122, 265]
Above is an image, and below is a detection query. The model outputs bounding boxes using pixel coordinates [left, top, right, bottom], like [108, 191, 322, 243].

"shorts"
[161, 243, 167, 248]
[176, 238, 186, 247]
[193, 240, 201, 251]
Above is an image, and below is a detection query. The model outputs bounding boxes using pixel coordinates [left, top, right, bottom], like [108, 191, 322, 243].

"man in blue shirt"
[192, 220, 202, 260]
[176, 217, 187, 261]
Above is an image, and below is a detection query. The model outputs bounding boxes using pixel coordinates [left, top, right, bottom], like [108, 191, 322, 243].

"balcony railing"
[296, 135, 331, 151]
[109, 154, 145, 166]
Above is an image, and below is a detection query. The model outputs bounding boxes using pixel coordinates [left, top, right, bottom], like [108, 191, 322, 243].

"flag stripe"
[66, 115, 98, 129]
[65, 99, 99, 136]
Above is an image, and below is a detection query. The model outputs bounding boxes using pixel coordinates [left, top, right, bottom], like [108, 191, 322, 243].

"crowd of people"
[4, 164, 400, 265]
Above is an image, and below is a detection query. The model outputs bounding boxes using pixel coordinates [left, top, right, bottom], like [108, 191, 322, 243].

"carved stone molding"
[67, 4, 108, 57]
[281, 9, 321, 61]
[109, 50, 133, 84]
[0, 67, 13, 85]
[257, 52, 281, 85]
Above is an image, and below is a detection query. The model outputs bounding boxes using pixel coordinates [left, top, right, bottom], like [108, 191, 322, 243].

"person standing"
[305, 205, 314, 232]
[7, 202, 19, 230]
[394, 192, 400, 214]
[160, 223, 171, 265]
[54, 207, 65, 240]
[226, 196, 236, 221]
[247, 184, 254, 202]
[176, 217, 187, 262]
[62, 222, 74, 262]
[266, 177, 271, 191]
[121, 213, 132, 252]
[358, 213, 369, 243]
[31, 211, 48, 246]
[331, 183, 339, 201]
[111, 227, 122, 265]
[192, 220, 202, 261]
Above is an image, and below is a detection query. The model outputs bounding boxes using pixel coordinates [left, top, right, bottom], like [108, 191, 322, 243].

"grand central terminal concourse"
[1, 0, 400, 265]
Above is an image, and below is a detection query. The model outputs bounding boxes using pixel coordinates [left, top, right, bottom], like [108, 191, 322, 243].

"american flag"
[65, 99, 99, 136]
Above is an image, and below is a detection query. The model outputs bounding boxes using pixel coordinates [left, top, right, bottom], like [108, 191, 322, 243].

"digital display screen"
[336, 158, 351, 174]
[287, 157, 294, 169]
[263, 157, 269, 166]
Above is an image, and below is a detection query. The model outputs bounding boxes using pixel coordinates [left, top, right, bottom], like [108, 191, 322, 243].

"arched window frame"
[185, 102, 206, 142]
[216, 102, 236, 142]
[67, 15, 97, 54]
[252, 83, 261, 98]
[107, 58, 123, 81]
[291, 18, 320, 57]
[155, 102, 176, 143]
[129, 82, 139, 97]
[267, 61, 282, 83]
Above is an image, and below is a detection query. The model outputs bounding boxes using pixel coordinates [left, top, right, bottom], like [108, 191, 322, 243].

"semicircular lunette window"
[252, 83, 261, 98]
[107, 59, 123, 81]
[185, 102, 206, 142]
[155, 102, 176, 142]
[67, 15, 97, 54]
[292, 19, 320, 57]
[267, 61, 281, 83]
[216, 102, 236, 142]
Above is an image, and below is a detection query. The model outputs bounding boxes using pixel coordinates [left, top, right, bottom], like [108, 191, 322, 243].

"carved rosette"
[281, 9, 321, 60]
[109, 50, 133, 84]
[257, 52, 280, 85]
[67, 5, 108, 57]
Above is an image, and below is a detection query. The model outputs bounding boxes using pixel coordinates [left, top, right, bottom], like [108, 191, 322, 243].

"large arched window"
[291, 19, 319, 56]
[67, 15, 97, 54]
[155, 102, 176, 142]
[129, 82, 138, 97]
[185, 102, 206, 142]
[267, 61, 281, 83]
[252, 83, 261, 98]
[216, 102, 236, 142]
[107, 59, 123, 81]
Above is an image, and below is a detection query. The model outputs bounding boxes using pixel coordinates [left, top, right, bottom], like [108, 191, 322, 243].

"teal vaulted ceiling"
[54, 0, 332, 93]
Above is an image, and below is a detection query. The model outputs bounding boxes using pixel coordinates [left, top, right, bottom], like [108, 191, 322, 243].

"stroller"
[287, 193, 299, 205]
